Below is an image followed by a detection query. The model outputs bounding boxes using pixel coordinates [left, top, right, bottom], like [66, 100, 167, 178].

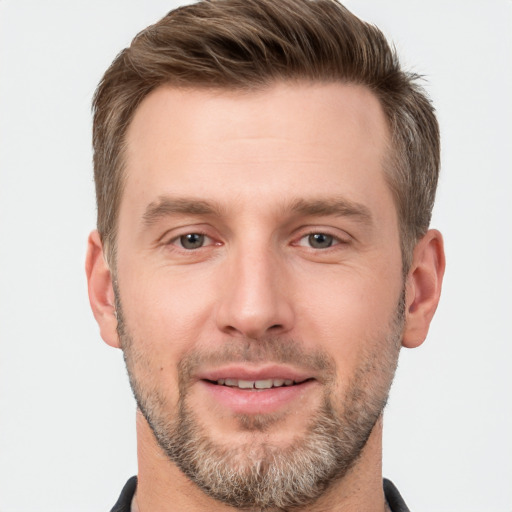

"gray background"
[1, 1, 511, 510]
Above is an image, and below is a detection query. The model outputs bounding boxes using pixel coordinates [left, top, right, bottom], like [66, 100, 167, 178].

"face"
[115, 83, 405, 509]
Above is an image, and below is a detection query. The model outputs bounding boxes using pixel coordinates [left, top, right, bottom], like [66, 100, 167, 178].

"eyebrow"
[142, 195, 373, 227]
[288, 197, 373, 225]
[143, 197, 224, 226]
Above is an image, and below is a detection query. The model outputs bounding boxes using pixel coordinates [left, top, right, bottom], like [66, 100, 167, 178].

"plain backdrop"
[0, 1, 511, 511]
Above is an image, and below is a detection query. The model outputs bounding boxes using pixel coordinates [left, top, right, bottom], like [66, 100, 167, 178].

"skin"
[87, 82, 445, 511]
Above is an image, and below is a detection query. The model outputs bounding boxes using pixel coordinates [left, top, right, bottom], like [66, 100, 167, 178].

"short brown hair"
[93, 0, 439, 271]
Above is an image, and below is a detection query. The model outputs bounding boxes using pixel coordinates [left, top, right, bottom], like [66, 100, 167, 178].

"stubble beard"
[116, 290, 404, 511]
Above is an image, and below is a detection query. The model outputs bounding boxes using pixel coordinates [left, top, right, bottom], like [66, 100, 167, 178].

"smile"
[196, 365, 318, 413]
[209, 378, 309, 389]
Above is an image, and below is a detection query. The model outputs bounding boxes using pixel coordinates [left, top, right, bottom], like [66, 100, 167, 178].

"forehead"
[122, 82, 392, 221]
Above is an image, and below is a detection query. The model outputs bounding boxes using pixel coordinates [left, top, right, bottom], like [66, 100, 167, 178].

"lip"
[198, 364, 313, 383]
[196, 365, 317, 415]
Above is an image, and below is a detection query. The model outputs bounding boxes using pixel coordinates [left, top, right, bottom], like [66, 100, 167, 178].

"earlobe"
[85, 230, 121, 348]
[402, 229, 445, 349]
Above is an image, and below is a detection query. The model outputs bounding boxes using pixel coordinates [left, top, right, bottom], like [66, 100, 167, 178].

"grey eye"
[180, 233, 205, 249]
[308, 233, 334, 249]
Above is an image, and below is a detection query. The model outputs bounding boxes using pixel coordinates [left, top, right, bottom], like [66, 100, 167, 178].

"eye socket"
[306, 233, 334, 249]
[293, 231, 350, 250]
[178, 233, 206, 250]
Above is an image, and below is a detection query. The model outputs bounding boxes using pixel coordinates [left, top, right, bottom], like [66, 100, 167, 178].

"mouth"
[205, 377, 312, 390]
[196, 366, 318, 414]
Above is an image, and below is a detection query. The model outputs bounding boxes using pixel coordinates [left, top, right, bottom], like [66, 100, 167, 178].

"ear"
[85, 230, 120, 348]
[402, 229, 446, 349]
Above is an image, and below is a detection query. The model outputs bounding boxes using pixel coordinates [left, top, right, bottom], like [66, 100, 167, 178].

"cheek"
[122, 254, 209, 322]
[117, 265, 217, 382]
[293, 264, 403, 370]
[300, 277, 402, 413]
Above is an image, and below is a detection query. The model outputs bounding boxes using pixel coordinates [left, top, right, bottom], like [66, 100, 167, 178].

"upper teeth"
[217, 378, 295, 389]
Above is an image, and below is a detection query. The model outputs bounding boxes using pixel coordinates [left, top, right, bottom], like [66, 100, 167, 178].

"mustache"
[177, 336, 337, 383]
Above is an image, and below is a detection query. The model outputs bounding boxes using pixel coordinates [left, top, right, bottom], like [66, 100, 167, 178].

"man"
[86, 0, 445, 510]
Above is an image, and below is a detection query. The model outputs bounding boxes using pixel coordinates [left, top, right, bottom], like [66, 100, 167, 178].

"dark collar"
[111, 476, 410, 512]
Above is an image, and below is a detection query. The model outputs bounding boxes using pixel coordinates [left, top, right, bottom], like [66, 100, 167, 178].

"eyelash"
[294, 231, 349, 250]
[166, 231, 217, 250]
[163, 230, 349, 252]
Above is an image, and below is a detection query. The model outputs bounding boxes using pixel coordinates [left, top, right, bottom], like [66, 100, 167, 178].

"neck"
[134, 410, 388, 512]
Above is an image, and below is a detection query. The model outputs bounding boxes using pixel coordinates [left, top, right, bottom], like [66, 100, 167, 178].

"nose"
[215, 244, 295, 340]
